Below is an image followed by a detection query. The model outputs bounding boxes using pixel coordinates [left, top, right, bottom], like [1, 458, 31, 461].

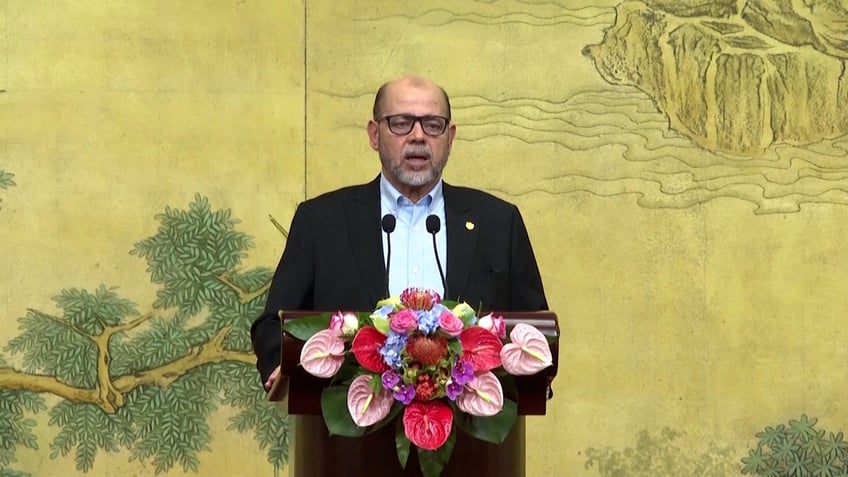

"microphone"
[425, 214, 448, 299]
[381, 214, 396, 298]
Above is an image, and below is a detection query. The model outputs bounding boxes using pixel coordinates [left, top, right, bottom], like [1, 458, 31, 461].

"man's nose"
[408, 120, 427, 139]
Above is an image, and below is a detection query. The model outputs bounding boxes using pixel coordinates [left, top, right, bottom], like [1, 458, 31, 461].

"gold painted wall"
[3, 1, 848, 476]
[1, 1, 304, 476]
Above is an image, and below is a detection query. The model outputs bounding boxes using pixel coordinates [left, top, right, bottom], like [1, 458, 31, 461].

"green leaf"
[395, 419, 411, 469]
[365, 402, 403, 435]
[327, 358, 361, 385]
[452, 399, 517, 444]
[417, 430, 456, 477]
[0, 170, 16, 189]
[282, 314, 333, 341]
[320, 387, 365, 438]
[496, 372, 519, 400]
[0, 468, 31, 477]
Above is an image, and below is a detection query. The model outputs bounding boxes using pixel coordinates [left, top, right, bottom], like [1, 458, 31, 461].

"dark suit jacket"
[250, 177, 548, 383]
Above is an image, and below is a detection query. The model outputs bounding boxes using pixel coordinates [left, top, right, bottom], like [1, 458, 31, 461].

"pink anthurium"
[347, 375, 393, 427]
[455, 371, 504, 417]
[300, 329, 346, 378]
[500, 323, 553, 375]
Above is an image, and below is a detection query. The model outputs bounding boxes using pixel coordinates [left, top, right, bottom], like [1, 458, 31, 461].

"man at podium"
[251, 74, 548, 394]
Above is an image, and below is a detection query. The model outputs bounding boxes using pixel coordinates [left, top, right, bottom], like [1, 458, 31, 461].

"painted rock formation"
[583, 1, 848, 155]
[742, 0, 848, 60]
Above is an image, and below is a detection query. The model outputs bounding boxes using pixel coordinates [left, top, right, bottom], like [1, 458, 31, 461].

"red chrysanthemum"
[459, 327, 503, 372]
[351, 326, 389, 373]
[402, 400, 453, 450]
[406, 333, 448, 367]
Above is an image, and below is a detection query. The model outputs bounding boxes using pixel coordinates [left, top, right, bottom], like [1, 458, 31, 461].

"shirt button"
[412, 266, 419, 273]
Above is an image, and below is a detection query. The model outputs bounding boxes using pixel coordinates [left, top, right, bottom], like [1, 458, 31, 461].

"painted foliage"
[0, 196, 289, 476]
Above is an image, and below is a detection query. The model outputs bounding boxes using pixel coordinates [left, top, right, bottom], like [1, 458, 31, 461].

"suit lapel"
[345, 177, 385, 305]
[443, 183, 478, 302]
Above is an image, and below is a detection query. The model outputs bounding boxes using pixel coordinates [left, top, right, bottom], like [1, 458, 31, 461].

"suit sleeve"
[509, 205, 548, 311]
[250, 201, 316, 385]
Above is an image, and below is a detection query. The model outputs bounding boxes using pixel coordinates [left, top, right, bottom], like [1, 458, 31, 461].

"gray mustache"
[403, 147, 431, 158]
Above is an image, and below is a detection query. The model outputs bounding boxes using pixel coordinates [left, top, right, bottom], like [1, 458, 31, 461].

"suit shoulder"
[297, 182, 373, 210]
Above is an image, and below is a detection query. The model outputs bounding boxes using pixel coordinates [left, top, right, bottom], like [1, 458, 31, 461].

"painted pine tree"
[0, 194, 289, 476]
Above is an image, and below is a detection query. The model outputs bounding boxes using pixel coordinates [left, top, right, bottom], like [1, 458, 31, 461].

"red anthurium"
[351, 326, 389, 373]
[402, 400, 453, 450]
[459, 327, 503, 372]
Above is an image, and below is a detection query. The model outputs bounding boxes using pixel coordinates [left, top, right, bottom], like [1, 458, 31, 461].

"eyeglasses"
[378, 114, 450, 136]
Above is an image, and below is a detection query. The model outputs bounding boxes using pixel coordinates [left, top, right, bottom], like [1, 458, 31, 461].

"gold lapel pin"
[465, 221, 475, 231]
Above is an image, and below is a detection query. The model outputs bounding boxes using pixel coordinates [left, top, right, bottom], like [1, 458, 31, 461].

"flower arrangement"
[282, 287, 554, 477]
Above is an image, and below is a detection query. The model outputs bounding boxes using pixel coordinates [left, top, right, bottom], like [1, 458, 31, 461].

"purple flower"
[451, 360, 474, 385]
[382, 369, 401, 389]
[446, 380, 464, 401]
[446, 360, 474, 401]
[394, 383, 416, 405]
[382, 369, 415, 404]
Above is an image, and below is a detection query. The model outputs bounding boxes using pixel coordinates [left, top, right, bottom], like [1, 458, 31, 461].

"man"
[251, 75, 547, 390]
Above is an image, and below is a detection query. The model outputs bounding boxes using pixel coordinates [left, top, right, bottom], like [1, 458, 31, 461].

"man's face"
[368, 80, 456, 202]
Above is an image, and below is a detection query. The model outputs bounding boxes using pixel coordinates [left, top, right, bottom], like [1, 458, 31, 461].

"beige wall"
[3, 1, 848, 476]
[1, 2, 303, 476]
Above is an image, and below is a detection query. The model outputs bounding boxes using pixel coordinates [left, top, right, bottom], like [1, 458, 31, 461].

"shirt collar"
[379, 174, 443, 211]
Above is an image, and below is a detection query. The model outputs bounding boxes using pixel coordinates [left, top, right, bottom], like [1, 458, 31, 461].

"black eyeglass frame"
[377, 114, 451, 137]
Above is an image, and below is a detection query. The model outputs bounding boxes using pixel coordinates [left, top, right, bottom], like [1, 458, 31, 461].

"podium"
[268, 311, 559, 477]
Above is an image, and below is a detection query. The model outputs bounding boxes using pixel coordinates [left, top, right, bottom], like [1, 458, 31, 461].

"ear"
[446, 123, 457, 154]
[367, 120, 380, 151]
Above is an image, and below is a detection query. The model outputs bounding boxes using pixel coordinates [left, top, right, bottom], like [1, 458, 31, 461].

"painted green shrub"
[741, 415, 848, 477]
[0, 169, 15, 211]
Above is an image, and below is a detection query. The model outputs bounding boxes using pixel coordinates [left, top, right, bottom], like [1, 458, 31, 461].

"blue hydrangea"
[379, 331, 408, 368]
[417, 308, 440, 335]
[372, 303, 394, 319]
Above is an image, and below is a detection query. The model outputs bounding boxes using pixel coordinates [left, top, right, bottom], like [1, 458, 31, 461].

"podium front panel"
[293, 415, 525, 477]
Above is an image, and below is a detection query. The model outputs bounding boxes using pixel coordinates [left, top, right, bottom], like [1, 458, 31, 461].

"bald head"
[372, 76, 452, 120]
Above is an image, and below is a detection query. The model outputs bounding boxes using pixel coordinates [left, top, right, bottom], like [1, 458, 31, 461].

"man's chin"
[399, 172, 436, 187]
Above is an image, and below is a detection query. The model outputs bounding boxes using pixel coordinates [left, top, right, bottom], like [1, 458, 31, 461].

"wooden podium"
[268, 311, 559, 477]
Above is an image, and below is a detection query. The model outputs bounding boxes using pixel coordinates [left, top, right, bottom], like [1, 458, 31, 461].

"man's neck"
[385, 177, 440, 204]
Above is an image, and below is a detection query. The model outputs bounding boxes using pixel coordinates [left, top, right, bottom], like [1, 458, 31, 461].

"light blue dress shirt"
[379, 174, 448, 298]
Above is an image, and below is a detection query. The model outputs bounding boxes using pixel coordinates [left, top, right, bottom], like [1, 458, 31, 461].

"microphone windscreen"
[381, 214, 396, 233]
[425, 214, 441, 234]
